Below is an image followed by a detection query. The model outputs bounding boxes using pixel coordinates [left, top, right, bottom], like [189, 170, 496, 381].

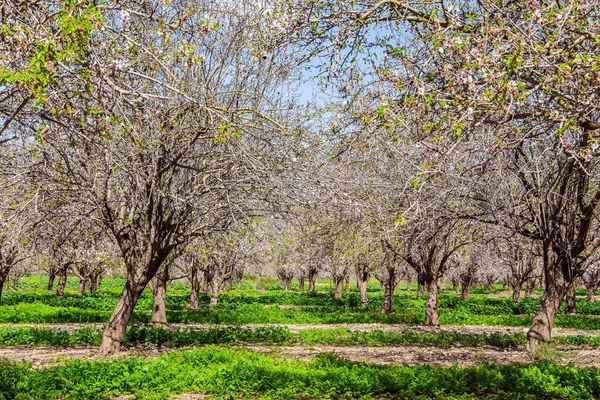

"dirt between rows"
[3, 322, 600, 337]
[2, 342, 600, 369]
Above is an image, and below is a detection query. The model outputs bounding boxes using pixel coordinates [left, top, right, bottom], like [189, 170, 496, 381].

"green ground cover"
[1, 346, 600, 399]
[1, 276, 600, 329]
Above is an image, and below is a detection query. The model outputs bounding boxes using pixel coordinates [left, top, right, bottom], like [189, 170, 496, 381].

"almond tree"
[19, 0, 295, 354]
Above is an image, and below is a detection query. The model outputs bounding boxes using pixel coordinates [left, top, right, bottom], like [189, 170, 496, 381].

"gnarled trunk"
[56, 263, 69, 299]
[565, 284, 577, 315]
[425, 277, 440, 326]
[47, 268, 57, 290]
[587, 283, 598, 303]
[12, 277, 19, 290]
[512, 284, 522, 304]
[99, 279, 147, 354]
[149, 275, 167, 327]
[460, 281, 472, 301]
[527, 251, 567, 354]
[525, 280, 535, 297]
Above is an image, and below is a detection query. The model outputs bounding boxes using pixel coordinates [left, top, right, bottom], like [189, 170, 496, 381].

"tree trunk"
[97, 274, 103, 289]
[565, 284, 577, 315]
[298, 276, 305, 293]
[452, 279, 459, 294]
[460, 282, 472, 301]
[0, 277, 5, 305]
[512, 284, 522, 304]
[47, 270, 56, 290]
[405, 272, 411, 291]
[190, 267, 201, 310]
[334, 276, 343, 299]
[12, 277, 19, 290]
[56, 265, 68, 299]
[99, 279, 146, 354]
[78, 278, 87, 297]
[527, 251, 567, 354]
[357, 278, 368, 304]
[344, 278, 349, 291]
[208, 273, 220, 306]
[149, 275, 167, 327]
[425, 278, 440, 326]
[587, 284, 597, 303]
[89, 273, 98, 293]
[308, 268, 317, 292]
[416, 273, 425, 299]
[381, 273, 396, 314]
[524, 280, 535, 297]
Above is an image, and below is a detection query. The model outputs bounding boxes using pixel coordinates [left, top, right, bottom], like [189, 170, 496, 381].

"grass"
[3, 275, 600, 329]
[2, 346, 600, 399]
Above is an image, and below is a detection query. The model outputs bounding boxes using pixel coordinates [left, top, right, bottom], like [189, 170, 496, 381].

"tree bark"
[190, 267, 201, 310]
[587, 284, 597, 303]
[334, 276, 343, 299]
[381, 272, 396, 314]
[416, 272, 425, 299]
[99, 279, 146, 354]
[527, 250, 567, 354]
[298, 276, 305, 293]
[0, 277, 6, 304]
[565, 284, 577, 315]
[460, 282, 472, 301]
[78, 277, 87, 297]
[47, 274, 56, 290]
[56, 264, 69, 299]
[525, 280, 535, 297]
[425, 277, 440, 326]
[12, 277, 19, 290]
[308, 268, 317, 292]
[149, 275, 167, 327]
[512, 284, 522, 304]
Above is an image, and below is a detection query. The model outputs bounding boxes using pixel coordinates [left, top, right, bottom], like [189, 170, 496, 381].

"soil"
[2, 323, 600, 369]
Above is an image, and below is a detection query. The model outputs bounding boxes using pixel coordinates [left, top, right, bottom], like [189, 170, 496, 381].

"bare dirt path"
[2, 322, 599, 337]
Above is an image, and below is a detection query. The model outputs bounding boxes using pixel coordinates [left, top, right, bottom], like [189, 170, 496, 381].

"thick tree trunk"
[56, 265, 68, 299]
[357, 278, 368, 304]
[460, 282, 472, 301]
[190, 267, 201, 310]
[99, 279, 146, 354]
[425, 278, 440, 326]
[416, 273, 425, 299]
[208, 273, 220, 306]
[525, 280, 535, 297]
[78, 278, 87, 297]
[334, 276, 343, 299]
[512, 284, 522, 304]
[565, 284, 577, 315]
[149, 275, 167, 327]
[89, 273, 98, 293]
[47, 270, 56, 290]
[298, 276, 305, 293]
[587, 284, 597, 303]
[308, 268, 317, 293]
[527, 251, 567, 354]
[381, 273, 396, 314]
